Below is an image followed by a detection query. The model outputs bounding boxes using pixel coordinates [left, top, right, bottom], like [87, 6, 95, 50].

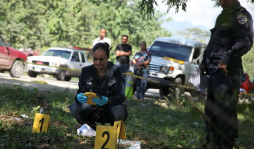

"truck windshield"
[149, 41, 193, 62]
[43, 50, 71, 60]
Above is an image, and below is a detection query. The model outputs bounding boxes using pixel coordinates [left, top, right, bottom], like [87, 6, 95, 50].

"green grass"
[0, 85, 254, 148]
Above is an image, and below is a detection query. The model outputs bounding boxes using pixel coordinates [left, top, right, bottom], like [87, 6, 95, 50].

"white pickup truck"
[26, 47, 92, 81]
[146, 37, 207, 98]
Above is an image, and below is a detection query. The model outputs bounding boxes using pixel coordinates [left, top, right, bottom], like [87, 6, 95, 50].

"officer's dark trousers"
[134, 70, 148, 100]
[69, 102, 128, 129]
[205, 70, 241, 146]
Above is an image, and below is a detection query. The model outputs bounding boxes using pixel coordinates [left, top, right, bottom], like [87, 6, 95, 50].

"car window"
[80, 52, 85, 62]
[149, 41, 193, 62]
[71, 52, 80, 62]
[43, 49, 71, 59]
[0, 37, 6, 46]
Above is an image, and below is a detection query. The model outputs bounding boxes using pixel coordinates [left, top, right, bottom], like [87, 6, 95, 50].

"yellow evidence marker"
[94, 126, 117, 149]
[84, 92, 100, 105]
[32, 113, 50, 133]
[114, 121, 127, 139]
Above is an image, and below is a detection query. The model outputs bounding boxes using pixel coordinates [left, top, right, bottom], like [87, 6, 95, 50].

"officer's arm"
[75, 67, 88, 102]
[221, 11, 253, 64]
[107, 66, 125, 106]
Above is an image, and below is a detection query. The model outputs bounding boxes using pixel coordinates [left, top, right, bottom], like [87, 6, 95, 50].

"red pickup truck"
[0, 34, 27, 78]
[241, 73, 254, 93]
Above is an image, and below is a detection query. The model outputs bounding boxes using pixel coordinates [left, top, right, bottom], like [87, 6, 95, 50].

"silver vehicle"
[26, 46, 92, 81]
[146, 37, 207, 98]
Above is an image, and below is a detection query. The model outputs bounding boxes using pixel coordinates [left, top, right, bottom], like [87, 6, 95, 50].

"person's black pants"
[69, 102, 128, 130]
[205, 70, 241, 147]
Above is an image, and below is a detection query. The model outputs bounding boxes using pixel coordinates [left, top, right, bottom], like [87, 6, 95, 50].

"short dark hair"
[92, 42, 110, 58]
[122, 35, 128, 39]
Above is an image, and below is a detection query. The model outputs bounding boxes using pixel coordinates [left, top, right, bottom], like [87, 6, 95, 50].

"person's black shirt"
[201, 1, 253, 74]
[115, 44, 132, 64]
[75, 62, 125, 106]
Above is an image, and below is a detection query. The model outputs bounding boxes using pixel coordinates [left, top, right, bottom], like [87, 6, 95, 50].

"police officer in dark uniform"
[69, 43, 128, 130]
[200, 0, 253, 148]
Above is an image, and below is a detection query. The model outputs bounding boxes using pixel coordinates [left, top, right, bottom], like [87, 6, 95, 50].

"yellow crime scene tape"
[123, 73, 254, 96]
[1, 56, 254, 97]
[123, 72, 195, 90]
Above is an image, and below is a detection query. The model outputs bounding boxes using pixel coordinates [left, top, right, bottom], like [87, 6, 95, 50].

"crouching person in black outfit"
[69, 42, 128, 130]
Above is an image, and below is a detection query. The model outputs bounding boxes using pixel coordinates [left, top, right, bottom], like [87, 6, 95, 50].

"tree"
[176, 28, 210, 43]
[84, 0, 172, 62]
[87, 0, 254, 18]
[0, 0, 171, 56]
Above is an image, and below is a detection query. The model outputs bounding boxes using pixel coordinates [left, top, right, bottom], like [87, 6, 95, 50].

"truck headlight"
[160, 66, 168, 74]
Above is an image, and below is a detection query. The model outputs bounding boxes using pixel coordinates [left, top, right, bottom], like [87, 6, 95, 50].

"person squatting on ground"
[69, 43, 128, 130]
[132, 42, 151, 101]
[199, 0, 253, 148]
[92, 29, 111, 48]
[115, 35, 132, 83]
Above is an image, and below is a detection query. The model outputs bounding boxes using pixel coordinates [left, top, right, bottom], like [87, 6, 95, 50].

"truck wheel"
[174, 77, 183, 99]
[28, 71, 38, 78]
[64, 76, 71, 81]
[56, 69, 66, 81]
[9, 61, 24, 78]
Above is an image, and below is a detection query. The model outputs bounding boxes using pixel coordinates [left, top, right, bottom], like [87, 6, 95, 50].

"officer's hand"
[92, 96, 108, 106]
[199, 64, 206, 76]
[77, 93, 88, 103]
[218, 61, 228, 76]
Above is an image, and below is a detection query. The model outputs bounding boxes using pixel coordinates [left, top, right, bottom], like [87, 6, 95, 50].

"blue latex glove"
[92, 96, 108, 106]
[77, 93, 88, 103]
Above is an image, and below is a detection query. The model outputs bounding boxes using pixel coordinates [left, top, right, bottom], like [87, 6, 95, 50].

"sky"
[156, 0, 254, 29]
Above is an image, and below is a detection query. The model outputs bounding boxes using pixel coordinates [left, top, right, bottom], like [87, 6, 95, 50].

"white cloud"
[156, 0, 254, 29]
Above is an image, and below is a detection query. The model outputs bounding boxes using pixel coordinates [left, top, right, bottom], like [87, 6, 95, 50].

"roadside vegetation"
[0, 0, 171, 64]
[0, 84, 254, 149]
